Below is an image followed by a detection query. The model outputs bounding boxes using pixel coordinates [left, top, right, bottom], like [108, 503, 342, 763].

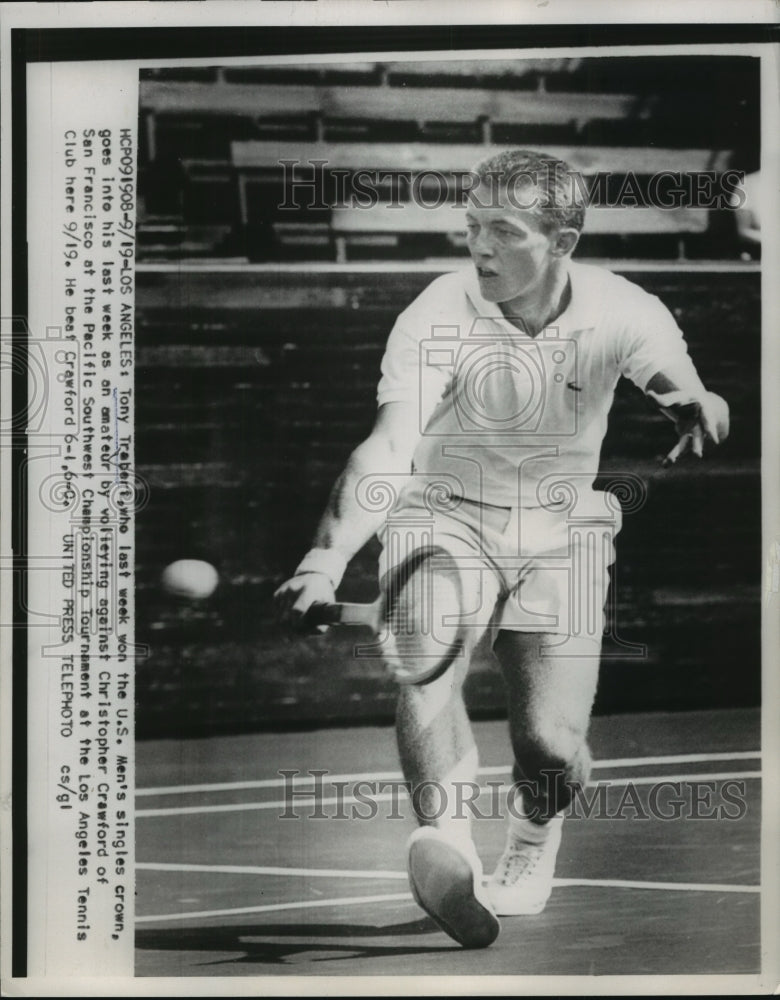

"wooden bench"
[140, 80, 643, 145]
[230, 141, 728, 242]
[231, 139, 729, 176]
[329, 202, 709, 261]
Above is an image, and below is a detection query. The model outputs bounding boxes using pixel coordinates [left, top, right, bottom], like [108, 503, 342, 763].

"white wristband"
[294, 548, 348, 589]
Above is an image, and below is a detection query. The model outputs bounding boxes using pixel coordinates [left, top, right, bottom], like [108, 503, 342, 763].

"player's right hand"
[273, 573, 336, 633]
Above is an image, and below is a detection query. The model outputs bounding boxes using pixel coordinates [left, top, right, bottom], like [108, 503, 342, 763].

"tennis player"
[274, 149, 729, 948]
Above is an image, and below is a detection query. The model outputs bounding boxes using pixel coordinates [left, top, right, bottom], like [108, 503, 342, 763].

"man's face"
[465, 184, 561, 306]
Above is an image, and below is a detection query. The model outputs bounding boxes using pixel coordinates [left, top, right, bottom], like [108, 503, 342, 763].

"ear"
[551, 227, 580, 258]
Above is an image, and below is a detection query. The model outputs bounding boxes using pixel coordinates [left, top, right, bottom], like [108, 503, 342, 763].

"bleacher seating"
[230, 140, 728, 174]
[138, 57, 757, 263]
[142, 80, 641, 131]
[329, 202, 709, 262]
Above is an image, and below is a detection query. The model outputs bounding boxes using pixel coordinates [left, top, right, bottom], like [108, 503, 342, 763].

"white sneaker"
[487, 814, 563, 915]
[407, 826, 500, 948]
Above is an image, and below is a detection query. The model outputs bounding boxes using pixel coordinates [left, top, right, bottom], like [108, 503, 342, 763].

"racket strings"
[381, 545, 467, 683]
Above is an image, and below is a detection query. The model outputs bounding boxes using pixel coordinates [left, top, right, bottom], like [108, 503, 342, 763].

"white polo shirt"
[377, 261, 706, 508]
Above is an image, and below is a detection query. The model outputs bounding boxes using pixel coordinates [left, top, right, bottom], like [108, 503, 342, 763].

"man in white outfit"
[275, 149, 729, 948]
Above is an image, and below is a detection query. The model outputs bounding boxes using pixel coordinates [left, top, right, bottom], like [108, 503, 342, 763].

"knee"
[395, 664, 462, 718]
[382, 623, 468, 687]
[511, 719, 591, 819]
[381, 558, 467, 685]
[512, 715, 590, 782]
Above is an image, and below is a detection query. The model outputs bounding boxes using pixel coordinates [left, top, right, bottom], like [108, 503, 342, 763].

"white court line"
[606, 770, 761, 786]
[135, 770, 762, 818]
[137, 769, 406, 798]
[591, 751, 760, 769]
[136, 878, 760, 925]
[136, 750, 761, 798]
[138, 862, 407, 879]
[554, 878, 759, 893]
[135, 892, 412, 924]
[136, 862, 764, 896]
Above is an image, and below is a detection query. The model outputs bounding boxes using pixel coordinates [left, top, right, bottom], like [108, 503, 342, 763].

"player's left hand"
[647, 389, 730, 466]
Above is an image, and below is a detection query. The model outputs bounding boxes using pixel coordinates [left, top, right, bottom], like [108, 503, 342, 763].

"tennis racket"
[303, 545, 465, 685]
[304, 599, 382, 631]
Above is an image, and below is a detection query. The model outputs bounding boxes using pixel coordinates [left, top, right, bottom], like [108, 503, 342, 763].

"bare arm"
[274, 401, 422, 627]
[310, 401, 422, 556]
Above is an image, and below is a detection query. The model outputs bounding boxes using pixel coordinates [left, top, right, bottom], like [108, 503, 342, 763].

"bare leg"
[391, 558, 503, 947]
[483, 630, 600, 915]
[396, 665, 477, 836]
[493, 630, 601, 822]
[388, 560, 499, 839]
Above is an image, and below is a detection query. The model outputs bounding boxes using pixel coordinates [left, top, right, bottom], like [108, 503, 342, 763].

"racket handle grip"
[304, 602, 343, 626]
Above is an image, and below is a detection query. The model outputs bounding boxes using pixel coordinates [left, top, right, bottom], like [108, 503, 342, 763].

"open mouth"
[477, 267, 499, 278]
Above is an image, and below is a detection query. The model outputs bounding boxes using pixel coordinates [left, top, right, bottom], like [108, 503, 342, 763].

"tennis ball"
[161, 559, 219, 599]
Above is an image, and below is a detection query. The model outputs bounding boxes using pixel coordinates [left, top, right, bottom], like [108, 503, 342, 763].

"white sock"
[435, 815, 477, 854]
[431, 751, 480, 853]
[506, 794, 559, 843]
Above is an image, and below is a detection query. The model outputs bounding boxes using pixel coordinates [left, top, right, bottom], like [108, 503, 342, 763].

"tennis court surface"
[135, 706, 760, 977]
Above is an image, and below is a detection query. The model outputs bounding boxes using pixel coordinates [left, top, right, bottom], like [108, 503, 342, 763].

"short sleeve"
[615, 292, 706, 397]
[376, 279, 456, 426]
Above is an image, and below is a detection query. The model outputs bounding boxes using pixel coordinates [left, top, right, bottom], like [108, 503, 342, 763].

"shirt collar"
[463, 260, 599, 338]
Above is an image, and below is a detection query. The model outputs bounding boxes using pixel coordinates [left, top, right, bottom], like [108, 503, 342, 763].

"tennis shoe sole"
[407, 827, 500, 949]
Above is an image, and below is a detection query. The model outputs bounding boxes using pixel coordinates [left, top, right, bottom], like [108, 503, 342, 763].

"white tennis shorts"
[377, 479, 622, 645]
